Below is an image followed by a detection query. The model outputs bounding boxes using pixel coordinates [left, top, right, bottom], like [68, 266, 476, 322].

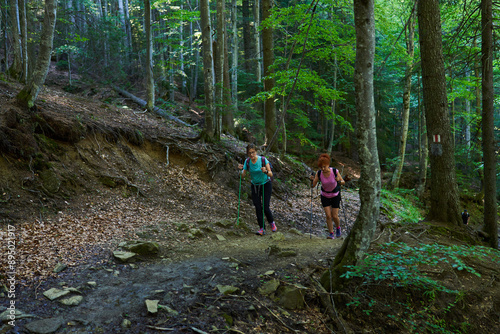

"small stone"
[53, 263, 67, 273]
[145, 299, 159, 314]
[43, 288, 70, 301]
[59, 295, 83, 306]
[121, 319, 132, 328]
[216, 234, 226, 241]
[113, 250, 137, 263]
[216, 285, 239, 295]
[24, 317, 63, 334]
[258, 279, 280, 296]
[87, 281, 97, 287]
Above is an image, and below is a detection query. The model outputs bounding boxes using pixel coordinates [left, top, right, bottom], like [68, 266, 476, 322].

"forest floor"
[0, 68, 499, 334]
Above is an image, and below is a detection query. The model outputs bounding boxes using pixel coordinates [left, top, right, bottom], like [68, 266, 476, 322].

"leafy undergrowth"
[321, 196, 500, 334]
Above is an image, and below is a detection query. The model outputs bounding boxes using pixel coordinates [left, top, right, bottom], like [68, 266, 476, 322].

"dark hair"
[317, 153, 330, 167]
[246, 143, 257, 155]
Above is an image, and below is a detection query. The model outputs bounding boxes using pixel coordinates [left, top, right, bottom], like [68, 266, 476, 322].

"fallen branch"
[112, 85, 194, 127]
[145, 325, 174, 331]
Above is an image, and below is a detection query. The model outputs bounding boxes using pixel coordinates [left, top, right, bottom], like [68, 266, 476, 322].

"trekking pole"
[237, 170, 242, 225]
[262, 183, 265, 231]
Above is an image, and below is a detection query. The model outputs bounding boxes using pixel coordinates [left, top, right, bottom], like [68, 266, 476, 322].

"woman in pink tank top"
[310, 153, 345, 239]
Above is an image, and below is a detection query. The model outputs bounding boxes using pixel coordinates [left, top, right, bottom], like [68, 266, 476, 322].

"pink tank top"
[320, 168, 339, 198]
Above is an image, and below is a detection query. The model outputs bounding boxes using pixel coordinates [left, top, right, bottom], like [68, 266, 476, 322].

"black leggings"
[251, 181, 274, 229]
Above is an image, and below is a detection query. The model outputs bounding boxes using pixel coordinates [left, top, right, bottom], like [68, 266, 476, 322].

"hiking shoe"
[336, 227, 342, 238]
[327, 232, 335, 239]
[256, 228, 266, 236]
[270, 222, 277, 232]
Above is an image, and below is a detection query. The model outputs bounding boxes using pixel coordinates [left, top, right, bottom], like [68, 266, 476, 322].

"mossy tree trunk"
[16, 0, 57, 109]
[481, 0, 498, 249]
[321, 0, 381, 292]
[418, 0, 461, 226]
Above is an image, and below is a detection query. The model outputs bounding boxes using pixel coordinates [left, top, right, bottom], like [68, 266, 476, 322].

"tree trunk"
[223, 33, 234, 134]
[124, 0, 132, 51]
[417, 0, 461, 226]
[480, 0, 498, 249]
[242, 0, 252, 73]
[390, 10, 415, 189]
[321, 0, 381, 292]
[262, 0, 277, 151]
[8, 0, 21, 78]
[231, 0, 238, 108]
[145, 0, 154, 112]
[214, 0, 225, 140]
[16, 0, 57, 109]
[253, 0, 261, 82]
[327, 53, 338, 155]
[417, 74, 428, 198]
[18, 0, 27, 82]
[200, 0, 215, 140]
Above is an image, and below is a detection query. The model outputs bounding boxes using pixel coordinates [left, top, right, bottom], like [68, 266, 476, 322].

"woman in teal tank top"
[238, 144, 276, 235]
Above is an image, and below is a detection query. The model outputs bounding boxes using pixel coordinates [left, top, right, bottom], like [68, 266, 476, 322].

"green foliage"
[341, 242, 500, 333]
[379, 189, 424, 223]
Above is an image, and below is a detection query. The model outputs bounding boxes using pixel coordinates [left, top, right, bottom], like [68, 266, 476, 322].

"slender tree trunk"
[241, 0, 252, 74]
[417, 0, 461, 226]
[2, 0, 8, 73]
[8, 0, 21, 78]
[321, 0, 381, 292]
[18, 0, 27, 82]
[215, 0, 225, 140]
[124, 0, 132, 51]
[262, 0, 277, 151]
[145, 0, 154, 112]
[465, 71, 471, 153]
[327, 53, 338, 155]
[231, 0, 238, 108]
[16, 0, 57, 109]
[253, 0, 261, 82]
[200, 0, 215, 140]
[223, 33, 234, 134]
[390, 10, 415, 189]
[481, 0, 498, 249]
[117, 0, 128, 52]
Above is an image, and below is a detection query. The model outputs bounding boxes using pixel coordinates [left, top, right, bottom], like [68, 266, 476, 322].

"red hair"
[317, 153, 330, 167]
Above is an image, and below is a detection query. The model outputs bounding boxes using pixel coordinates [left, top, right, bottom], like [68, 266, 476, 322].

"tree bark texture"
[417, 0, 461, 226]
[262, 0, 277, 152]
[200, 0, 215, 140]
[481, 0, 498, 249]
[8, 0, 21, 78]
[16, 0, 57, 109]
[321, 0, 381, 292]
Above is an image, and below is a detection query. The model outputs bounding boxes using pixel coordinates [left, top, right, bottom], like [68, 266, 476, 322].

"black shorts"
[321, 194, 341, 209]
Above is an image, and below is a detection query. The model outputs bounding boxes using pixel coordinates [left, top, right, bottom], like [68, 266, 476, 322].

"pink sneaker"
[256, 228, 265, 236]
[270, 222, 277, 232]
